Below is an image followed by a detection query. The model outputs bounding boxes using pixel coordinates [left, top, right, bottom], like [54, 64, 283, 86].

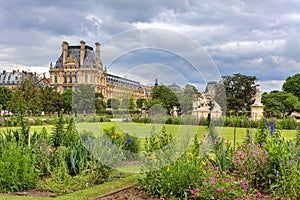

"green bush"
[0, 143, 38, 192]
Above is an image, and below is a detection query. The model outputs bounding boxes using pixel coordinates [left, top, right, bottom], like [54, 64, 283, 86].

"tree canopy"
[262, 91, 300, 116]
[222, 73, 257, 111]
[0, 86, 12, 110]
[282, 73, 300, 99]
[151, 85, 179, 114]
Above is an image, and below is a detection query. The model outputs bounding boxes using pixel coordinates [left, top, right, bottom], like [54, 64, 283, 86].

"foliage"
[37, 151, 97, 194]
[73, 84, 95, 114]
[151, 85, 179, 114]
[232, 143, 271, 189]
[295, 122, 300, 145]
[255, 118, 269, 146]
[262, 91, 300, 116]
[136, 98, 146, 109]
[62, 88, 73, 113]
[190, 167, 257, 200]
[282, 73, 300, 99]
[0, 142, 38, 192]
[0, 86, 12, 110]
[177, 84, 198, 114]
[107, 98, 120, 110]
[102, 126, 140, 155]
[139, 136, 205, 199]
[222, 73, 257, 111]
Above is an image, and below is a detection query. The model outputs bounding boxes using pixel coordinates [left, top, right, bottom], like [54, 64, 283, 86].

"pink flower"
[233, 170, 237, 173]
[242, 184, 249, 189]
[226, 170, 230, 173]
[256, 192, 262, 198]
[194, 193, 198, 198]
[214, 167, 219, 171]
[190, 189, 195, 194]
[209, 177, 217, 182]
[194, 188, 199, 191]
[236, 198, 241, 200]
[223, 196, 227, 199]
[217, 188, 223, 193]
[203, 180, 207, 184]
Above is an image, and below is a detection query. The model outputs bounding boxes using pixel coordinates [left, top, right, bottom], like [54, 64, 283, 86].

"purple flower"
[217, 188, 223, 193]
[270, 121, 275, 135]
[268, 178, 271, 185]
[41, 138, 46, 146]
[294, 148, 297, 157]
[291, 159, 295, 165]
[87, 139, 93, 144]
[119, 171, 123, 177]
[125, 138, 132, 147]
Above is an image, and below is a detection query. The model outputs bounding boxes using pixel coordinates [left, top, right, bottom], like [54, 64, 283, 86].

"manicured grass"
[77, 121, 297, 142]
[1, 122, 297, 143]
[0, 125, 53, 134]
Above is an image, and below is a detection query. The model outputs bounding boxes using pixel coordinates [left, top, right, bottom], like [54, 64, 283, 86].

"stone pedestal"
[251, 103, 264, 120]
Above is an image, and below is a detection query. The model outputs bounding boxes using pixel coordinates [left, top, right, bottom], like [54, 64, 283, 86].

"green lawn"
[0, 122, 297, 143]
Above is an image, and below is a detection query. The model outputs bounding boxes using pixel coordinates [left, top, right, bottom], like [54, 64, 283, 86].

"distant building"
[167, 82, 181, 92]
[0, 70, 32, 89]
[49, 41, 151, 99]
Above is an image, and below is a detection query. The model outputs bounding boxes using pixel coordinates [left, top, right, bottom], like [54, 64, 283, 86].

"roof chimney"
[95, 42, 100, 61]
[62, 41, 69, 65]
[80, 40, 86, 66]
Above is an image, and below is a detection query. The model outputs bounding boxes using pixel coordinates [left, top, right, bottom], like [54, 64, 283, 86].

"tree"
[136, 98, 146, 110]
[62, 88, 73, 113]
[73, 84, 95, 115]
[0, 86, 12, 110]
[107, 98, 120, 110]
[95, 92, 106, 114]
[177, 84, 198, 114]
[222, 73, 257, 111]
[40, 86, 63, 114]
[282, 73, 300, 99]
[262, 91, 300, 116]
[128, 97, 135, 111]
[151, 85, 179, 114]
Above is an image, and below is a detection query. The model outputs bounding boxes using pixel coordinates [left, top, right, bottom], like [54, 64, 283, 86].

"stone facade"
[49, 41, 151, 99]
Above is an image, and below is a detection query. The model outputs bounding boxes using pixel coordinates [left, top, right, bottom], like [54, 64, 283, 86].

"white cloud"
[0, 0, 300, 90]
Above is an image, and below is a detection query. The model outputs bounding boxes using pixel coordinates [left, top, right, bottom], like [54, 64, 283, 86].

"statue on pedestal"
[251, 84, 264, 120]
[254, 84, 263, 105]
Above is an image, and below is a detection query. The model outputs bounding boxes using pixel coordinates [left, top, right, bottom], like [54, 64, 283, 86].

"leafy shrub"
[102, 126, 140, 155]
[0, 143, 38, 192]
[189, 167, 257, 199]
[34, 118, 44, 125]
[232, 143, 271, 189]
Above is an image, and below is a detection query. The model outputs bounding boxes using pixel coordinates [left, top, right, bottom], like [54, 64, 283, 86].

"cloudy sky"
[1, 0, 300, 92]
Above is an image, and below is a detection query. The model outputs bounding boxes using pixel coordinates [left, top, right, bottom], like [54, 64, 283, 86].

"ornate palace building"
[49, 41, 151, 99]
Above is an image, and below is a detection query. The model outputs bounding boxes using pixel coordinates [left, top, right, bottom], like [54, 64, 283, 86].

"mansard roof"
[107, 73, 141, 89]
[0, 71, 23, 85]
[54, 45, 97, 69]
